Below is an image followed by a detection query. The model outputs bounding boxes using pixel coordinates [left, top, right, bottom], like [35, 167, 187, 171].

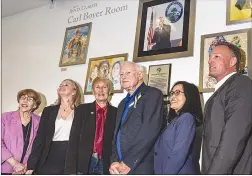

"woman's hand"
[25, 170, 34, 175]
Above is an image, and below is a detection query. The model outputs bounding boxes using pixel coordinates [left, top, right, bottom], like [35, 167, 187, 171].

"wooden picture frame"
[133, 0, 196, 63]
[199, 28, 252, 92]
[59, 23, 92, 67]
[84, 53, 128, 95]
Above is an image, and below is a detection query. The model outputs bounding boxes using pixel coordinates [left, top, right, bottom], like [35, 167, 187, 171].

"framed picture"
[199, 28, 252, 92]
[226, 0, 252, 25]
[59, 23, 92, 67]
[84, 53, 128, 95]
[133, 0, 196, 63]
[147, 64, 171, 96]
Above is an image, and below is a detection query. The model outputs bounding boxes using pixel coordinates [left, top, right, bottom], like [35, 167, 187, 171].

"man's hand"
[109, 162, 120, 174]
[118, 162, 131, 174]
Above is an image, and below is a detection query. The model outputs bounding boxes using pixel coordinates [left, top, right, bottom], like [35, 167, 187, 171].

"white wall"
[2, 0, 252, 114]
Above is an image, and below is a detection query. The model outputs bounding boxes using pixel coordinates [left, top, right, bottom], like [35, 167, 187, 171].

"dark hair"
[168, 81, 203, 126]
[98, 60, 110, 71]
[215, 41, 241, 72]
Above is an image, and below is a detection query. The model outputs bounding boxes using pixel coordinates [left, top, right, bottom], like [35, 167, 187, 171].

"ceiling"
[2, 0, 54, 18]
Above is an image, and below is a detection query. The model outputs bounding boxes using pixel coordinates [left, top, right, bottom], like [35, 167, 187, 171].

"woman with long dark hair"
[154, 81, 203, 174]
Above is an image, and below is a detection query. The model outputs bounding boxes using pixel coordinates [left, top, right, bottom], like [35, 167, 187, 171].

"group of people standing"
[1, 41, 252, 175]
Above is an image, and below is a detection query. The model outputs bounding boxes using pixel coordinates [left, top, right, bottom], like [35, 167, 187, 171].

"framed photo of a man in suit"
[199, 28, 252, 92]
[226, 0, 252, 25]
[133, 0, 196, 62]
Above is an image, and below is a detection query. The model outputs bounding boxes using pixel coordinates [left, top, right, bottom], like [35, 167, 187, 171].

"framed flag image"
[133, 0, 196, 63]
[226, 0, 252, 25]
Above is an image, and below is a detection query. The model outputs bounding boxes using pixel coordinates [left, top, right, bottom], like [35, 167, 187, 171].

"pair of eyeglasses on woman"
[169, 90, 184, 97]
[20, 96, 34, 102]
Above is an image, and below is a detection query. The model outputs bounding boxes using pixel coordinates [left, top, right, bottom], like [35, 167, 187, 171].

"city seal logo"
[165, 1, 183, 23]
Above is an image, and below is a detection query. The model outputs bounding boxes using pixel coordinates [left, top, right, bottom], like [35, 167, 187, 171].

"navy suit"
[111, 83, 164, 174]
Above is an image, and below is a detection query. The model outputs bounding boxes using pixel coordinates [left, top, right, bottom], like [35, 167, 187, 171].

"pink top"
[1, 110, 40, 173]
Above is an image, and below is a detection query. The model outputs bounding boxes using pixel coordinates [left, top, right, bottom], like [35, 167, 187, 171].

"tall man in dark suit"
[202, 42, 252, 174]
[109, 61, 164, 174]
[151, 17, 171, 50]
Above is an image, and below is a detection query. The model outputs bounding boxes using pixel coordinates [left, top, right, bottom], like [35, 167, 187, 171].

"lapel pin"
[91, 112, 94, 114]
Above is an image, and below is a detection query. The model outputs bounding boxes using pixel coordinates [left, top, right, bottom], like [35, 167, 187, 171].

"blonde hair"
[55, 79, 83, 108]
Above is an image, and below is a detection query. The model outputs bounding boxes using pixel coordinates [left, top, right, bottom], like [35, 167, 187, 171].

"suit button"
[155, 152, 157, 155]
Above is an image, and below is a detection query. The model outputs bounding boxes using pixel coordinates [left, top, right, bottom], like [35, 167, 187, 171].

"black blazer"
[111, 83, 164, 174]
[202, 74, 252, 174]
[65, 102, 117, 174]
[27, 105, 77, 172]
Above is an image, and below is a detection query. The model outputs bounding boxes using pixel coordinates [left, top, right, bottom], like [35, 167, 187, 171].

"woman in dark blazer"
[26, 79, 83, 175]
[65, 77, 117, 175]
[154, 81, 203, 174]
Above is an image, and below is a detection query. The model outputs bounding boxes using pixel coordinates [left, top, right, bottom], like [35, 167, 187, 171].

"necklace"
[60, 106, 70, 111]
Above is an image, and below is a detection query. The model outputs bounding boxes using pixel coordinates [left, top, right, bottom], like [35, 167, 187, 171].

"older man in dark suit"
[202, 42, 252, 174]
[109, 61, 163, 174]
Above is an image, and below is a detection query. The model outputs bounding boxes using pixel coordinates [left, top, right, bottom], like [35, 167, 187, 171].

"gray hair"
[121, 61, 145, 74]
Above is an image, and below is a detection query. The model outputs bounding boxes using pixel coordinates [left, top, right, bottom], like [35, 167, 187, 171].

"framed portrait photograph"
[59, 23, 92, 67]
[84, 53, 128, 95]
[133, 0, 196, 63]
[226, 0, 252, 25]
[147, 64, 172, 96]
[199, 28, 252, 92]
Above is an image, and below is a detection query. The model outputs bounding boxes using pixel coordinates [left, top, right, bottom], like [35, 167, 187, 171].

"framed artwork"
[84, 53, 128, 95]
[59, 23, 92, 67]
[199, 28, 252, 92]
[133, 0, 196, 63]
[147, 64, 171, 96]
[226, 0, 252, 25]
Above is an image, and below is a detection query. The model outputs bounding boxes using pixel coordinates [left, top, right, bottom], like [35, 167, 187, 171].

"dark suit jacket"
[152, 24, 171, 50]
[65, 102, 117, 174]
[111, 83, 164, 174]
[202, 74, 252, 174]
[27, 105, 77, 172]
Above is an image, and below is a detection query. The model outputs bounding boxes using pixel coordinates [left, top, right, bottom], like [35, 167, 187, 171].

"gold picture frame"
[59, 23, 92, 67]
[84, 53, 128, 95]
[226, 0, 252, 25]
[133, 0, 196, 63]
[199, 28, 252, 92]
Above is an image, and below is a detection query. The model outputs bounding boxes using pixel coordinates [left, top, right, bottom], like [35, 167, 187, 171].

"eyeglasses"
[20, 96, 34, 102]
[169, 90, 184, 97]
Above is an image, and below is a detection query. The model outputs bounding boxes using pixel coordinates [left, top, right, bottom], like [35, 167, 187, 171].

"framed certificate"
[147, 64, 172, 95]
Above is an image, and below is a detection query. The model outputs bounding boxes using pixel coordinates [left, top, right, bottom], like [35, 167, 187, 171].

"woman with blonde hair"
[26, 79, 83, 175]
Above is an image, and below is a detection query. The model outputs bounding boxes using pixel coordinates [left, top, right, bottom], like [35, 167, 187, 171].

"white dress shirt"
[214, 72, 236, 91]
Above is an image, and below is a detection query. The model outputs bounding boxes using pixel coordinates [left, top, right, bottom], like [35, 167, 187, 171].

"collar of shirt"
[125, 82, 144, 103]
[214, 72, 236, 91]
[95, 102, 108, 112]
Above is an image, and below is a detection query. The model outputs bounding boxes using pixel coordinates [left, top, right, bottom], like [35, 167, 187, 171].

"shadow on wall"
[34, 92, 47, 116]
[76, 82, 85, 105]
